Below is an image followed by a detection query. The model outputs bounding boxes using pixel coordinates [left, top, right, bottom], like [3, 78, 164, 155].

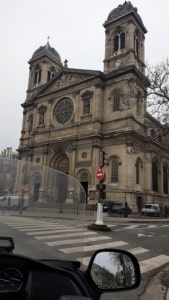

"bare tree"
[147, 58, 169, 124]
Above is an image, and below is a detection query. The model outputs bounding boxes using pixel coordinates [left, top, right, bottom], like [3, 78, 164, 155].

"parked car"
[141, 204, 160, 217]
[0, 194, 29, 210]
[103, 201, 111, 212]
[110, 201, 132, 215]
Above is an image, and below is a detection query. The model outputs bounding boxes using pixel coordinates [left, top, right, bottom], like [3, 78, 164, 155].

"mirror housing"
[0, 237, 15, 253]
[86, 249, 140, 292]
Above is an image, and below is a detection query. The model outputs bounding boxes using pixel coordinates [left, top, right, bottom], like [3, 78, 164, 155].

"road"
[0, 214, 169, 299]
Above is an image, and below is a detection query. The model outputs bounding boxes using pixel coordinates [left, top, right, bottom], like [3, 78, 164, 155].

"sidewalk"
[3, 208, 169, 223]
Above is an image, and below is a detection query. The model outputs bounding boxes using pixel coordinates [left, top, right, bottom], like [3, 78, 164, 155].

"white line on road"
[59, 241, 128, 253]
[18, 225, 67, 232]
[26, 228, 84, 235]
[35, 231, 98, 240]
[129, 247, 149, 255]
[125, 225, 141, 229]
[46, 236, 111, 246]
[147, 225, 157, 229]
[140, 255, 169, 273]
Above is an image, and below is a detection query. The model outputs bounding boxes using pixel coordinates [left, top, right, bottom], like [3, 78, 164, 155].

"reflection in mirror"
[90, 251, 137, 290]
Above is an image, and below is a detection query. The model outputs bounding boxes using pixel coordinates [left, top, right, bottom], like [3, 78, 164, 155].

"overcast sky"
[1, 0, 169, 153]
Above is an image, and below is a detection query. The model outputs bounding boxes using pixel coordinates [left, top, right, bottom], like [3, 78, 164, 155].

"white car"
[141, 204, 160, 217]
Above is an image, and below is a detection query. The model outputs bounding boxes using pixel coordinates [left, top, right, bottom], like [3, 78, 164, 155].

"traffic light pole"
[95, 180, 104, 225]
[88, 151, 110, 231]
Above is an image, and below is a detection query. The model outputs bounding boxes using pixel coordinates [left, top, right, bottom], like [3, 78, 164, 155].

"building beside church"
[18, 1, 169, 211]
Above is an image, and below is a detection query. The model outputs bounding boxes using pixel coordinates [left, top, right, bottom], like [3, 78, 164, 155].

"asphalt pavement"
[2, 209, 169, 299]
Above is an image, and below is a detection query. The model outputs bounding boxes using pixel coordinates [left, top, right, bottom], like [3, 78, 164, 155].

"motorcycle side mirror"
[86, 249, 140, 292]
[0, 237, 15, 253]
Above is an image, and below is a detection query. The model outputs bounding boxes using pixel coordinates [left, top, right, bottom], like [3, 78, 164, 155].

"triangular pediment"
[36, 69, 100, 97]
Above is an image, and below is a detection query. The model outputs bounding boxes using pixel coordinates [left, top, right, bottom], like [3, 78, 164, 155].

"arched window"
[112, 89, 123, 111]
[47, 69, 55, 81]
[120, 32, 125, 49]
[163, 166, 168, 194]
[152, 161, 158, 192]
[134, 34, 140, 55]
[111, 156, 120, 183]
[39, 111, 45, 126]
[34, 66, 41, 85]
[113, 31, 125, 53]
[38, 105, 47, 126]
[135, 158, 142, 184]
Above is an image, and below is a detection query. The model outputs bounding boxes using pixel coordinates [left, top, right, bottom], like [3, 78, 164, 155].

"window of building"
[112, 89, 123, 111]
[39, 111, 45, 126]
[136, 158, 142, 184]
[134, 34, 139, 56]
[152, 161, 158, 192]
[38, 105, 47, 127]
[163, 166, 168, 194]
[47, 69, 55, 81]
[111, 156, 119, 183]
[113, 31, 125, 53]
[34, 66, 41, 85]
[28, 114, 33, 131]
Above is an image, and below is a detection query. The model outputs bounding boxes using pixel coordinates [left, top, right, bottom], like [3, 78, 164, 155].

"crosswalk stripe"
[35, 231, 98, 240]
[59, 241, 128, 254]
[128, 247, 149, 255]
[125, 225, 140, 229]
[26, 228, 84, 236]
[18, 225, 68, 232]
[147, 225, 157, 229]
[12, 224, 64, 229]
[46, 236, 111, 247]
[78, 247, 151, 267]
[140, 254, 169, 273]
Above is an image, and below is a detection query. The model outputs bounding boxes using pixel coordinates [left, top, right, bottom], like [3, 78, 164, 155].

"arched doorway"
[76, 169, 91, 203]
[50, 154, 70, 175]
[32, 173, 41, 202]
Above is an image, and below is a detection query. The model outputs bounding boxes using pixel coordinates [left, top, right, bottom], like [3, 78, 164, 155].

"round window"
[54, 98, 74, 125]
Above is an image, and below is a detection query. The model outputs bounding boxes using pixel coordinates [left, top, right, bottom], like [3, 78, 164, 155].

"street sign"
[96, 169, 104, 181]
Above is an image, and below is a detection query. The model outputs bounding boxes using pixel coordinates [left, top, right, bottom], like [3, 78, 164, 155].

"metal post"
[95, 182, 104, 225]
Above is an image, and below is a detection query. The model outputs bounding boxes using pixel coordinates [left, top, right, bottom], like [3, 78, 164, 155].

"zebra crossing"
[0, 216, 169, 275]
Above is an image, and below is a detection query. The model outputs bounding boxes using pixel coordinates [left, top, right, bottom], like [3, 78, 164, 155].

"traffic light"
[96, 184, 106, 191]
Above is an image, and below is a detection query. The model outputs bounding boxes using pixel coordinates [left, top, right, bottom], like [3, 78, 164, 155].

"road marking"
[125, 225, 140, 229]
[35, 231, 98, 240]
[140, 255, 169, 273]
[18, 225, 67, 232]
[147, 225, 157, 229]
[59, 241, 128, 253]
[137, 233, 154, 238]
[12, 224, 65, 229]
[46, 236, 111, 246]
[129, 247, 149, 255]
[26, 228, 84, 235]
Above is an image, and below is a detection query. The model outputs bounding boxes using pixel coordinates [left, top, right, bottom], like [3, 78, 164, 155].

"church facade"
[18, 1, 169, 211]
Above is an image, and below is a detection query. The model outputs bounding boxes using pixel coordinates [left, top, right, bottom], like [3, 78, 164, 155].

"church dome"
[29, 42, 62, 64]
[105, 1, 147, 33]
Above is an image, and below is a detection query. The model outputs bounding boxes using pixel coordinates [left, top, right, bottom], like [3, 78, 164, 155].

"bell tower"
[103, 1, 147, 74]
[26, 41, 63, 100]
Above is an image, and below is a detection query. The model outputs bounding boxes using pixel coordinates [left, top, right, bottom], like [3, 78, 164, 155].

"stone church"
[18, 1, 169, 211]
